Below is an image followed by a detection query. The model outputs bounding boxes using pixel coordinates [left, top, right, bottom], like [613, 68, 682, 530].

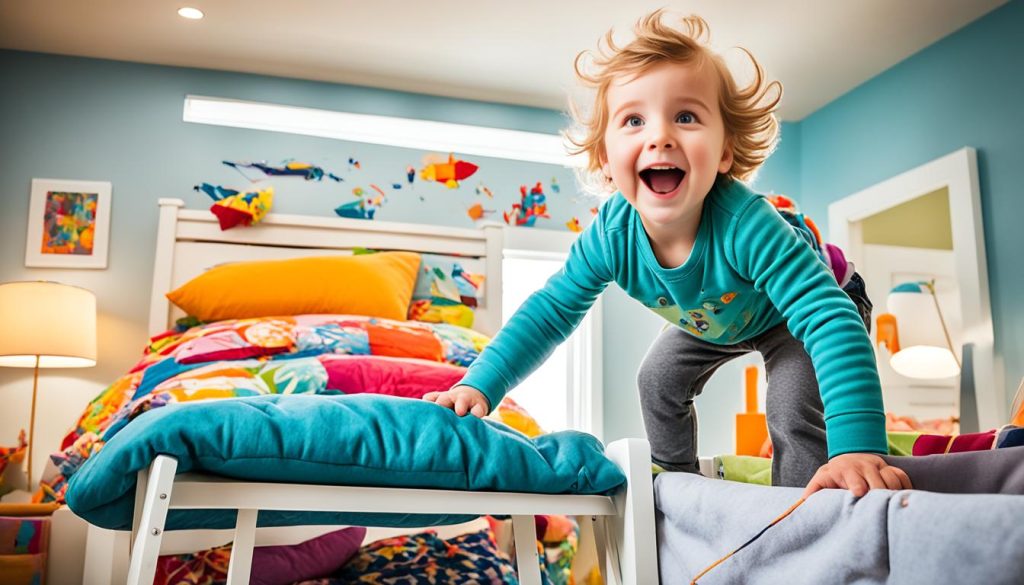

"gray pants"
[637, 322, 827, 487]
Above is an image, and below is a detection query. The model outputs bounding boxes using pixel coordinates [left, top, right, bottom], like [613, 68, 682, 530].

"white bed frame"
[82, 199, 657, 584]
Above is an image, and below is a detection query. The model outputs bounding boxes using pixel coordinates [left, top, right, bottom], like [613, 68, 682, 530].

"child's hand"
[422, 385, 489, 417]
[802, 453, 912, 499]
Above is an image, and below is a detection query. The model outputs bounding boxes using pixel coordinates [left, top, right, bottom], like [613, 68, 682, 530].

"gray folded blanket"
[656, 446, 1024, 584]
[882, 445, 1024, 494]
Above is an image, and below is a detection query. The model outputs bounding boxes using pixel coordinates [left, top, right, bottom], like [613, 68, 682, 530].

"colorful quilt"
[38, 314, 490, 504]
[302, 528, 527, 585]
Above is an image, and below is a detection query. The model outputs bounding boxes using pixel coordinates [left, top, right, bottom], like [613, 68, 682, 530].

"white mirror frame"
[828, 147, 1003, 427]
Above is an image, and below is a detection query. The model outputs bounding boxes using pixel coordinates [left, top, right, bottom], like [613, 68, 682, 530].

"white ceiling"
[0, 0, 1007, 121]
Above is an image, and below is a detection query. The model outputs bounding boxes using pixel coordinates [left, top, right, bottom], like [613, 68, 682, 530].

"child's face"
[601, 61, 733, 229]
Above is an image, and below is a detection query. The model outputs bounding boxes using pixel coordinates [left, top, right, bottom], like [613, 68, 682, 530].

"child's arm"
[727, 197, 888, 458]
[427, 216, 616, 415]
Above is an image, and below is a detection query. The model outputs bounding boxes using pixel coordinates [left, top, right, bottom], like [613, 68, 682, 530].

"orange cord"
[690, 497, 807, 584]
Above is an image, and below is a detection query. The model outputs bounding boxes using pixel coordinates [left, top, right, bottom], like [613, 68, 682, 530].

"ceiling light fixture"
[177, 7, 204, 20]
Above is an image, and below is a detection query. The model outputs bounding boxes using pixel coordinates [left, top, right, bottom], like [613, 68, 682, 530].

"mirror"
[828, 147, 1001, 430]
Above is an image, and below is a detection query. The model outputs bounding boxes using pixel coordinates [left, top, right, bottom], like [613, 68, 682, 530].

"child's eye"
[676, 112, 697, 124]
[624, 115, 644, 127]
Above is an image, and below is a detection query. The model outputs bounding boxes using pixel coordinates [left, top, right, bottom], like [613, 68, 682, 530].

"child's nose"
[646, 138, 676, 150]
[645, 126, 676, 150]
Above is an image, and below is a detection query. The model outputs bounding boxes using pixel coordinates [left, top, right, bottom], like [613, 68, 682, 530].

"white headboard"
[148, 199, 505, 337]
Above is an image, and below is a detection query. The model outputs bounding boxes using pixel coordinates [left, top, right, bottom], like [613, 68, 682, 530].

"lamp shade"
[0, 281, 97, 368]
[886, 282, 958, 379]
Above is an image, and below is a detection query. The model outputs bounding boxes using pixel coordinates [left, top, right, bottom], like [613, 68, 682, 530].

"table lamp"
[0, 281, 96, 488]
[879, 280, 960, 379]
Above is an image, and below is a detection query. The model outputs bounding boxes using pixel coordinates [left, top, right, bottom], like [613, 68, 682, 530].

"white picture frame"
[25, 178, 112, 269]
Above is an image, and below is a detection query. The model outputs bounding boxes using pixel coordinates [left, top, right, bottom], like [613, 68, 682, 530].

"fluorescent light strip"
[183, 96, 583, 167]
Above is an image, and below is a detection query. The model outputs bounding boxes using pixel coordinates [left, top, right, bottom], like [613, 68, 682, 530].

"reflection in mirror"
[858, 189, 960, 429]
[829, 148, 1000, 432]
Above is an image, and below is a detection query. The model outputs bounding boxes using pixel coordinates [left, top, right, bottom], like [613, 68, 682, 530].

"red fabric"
[321, 355, 465, 398]
[912, 434, 953, 456]
[949, 430, 997, 453]
[366, 324, 444, 362]
[912, 430, 997, 456]
[175, 346, 287, 365]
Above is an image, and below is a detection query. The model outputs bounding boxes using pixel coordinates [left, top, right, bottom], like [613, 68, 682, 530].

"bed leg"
[604, 438, 659, 585]
[130, 465, 149, 553]
[590, 515, 612, 585]
[512, 514, 542, 585]
[126, 455, 178, 585]
[225, 509, 259, 585]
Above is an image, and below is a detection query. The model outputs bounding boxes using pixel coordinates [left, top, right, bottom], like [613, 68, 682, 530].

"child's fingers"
[422, 392, 440, 402]
[801, 471, 836, 499]
[800, 481, 820, 500]
[454, 395, 470, 416]
[881, 466, 913, 490]
[435, 393, 456, 410]
[842, 470, 869, 497]
[878, 467, 903, 491]
[895, 466, 913, 490]
[470, 401, 487, 418]
[861, 466, 888, 491]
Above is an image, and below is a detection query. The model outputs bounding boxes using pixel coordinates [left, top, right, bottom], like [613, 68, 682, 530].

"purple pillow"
[250, 526, 367, 585]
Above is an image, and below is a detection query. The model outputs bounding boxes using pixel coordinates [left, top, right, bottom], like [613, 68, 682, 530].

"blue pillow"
[66, 394, 625, 530]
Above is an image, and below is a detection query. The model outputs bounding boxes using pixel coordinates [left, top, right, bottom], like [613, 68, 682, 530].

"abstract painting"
[25, 179, 112, 269]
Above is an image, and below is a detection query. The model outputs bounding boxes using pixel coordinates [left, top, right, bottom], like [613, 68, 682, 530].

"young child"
[425, 10, 911, 497]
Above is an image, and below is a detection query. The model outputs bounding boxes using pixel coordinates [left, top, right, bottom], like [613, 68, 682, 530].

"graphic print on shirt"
[645, 292, 740, 339]
[647, 294, 685, 328]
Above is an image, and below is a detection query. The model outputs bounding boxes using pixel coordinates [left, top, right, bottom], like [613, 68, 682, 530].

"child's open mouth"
[639, 166, 686, 195]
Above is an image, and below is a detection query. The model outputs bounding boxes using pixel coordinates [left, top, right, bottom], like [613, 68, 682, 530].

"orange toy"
[875, 313, 901, 353]
[736, 365, 769, 456]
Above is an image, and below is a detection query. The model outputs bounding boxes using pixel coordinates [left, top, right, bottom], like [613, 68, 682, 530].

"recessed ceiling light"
[177, 7, 204, 20]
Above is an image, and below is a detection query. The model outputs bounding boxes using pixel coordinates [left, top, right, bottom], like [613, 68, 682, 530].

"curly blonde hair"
[567, 10, 782, 189]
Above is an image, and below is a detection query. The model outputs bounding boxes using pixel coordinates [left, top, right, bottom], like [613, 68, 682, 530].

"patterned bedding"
[39, 314, 489, 503]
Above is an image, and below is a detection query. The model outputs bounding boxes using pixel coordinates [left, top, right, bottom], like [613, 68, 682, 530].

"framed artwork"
[25, 178, 112, 269]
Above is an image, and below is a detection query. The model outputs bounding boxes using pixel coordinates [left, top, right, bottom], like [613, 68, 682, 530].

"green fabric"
[66, 394, 626, 531]
[461, 179, 886, 458]
[715, 455, 772, 486]
[709, 432, 927, 486]
[887, 431, 924, 457]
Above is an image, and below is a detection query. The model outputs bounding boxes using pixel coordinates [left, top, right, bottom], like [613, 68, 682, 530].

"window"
[502, 250, 602, 437]
[183, 95, 582, 166]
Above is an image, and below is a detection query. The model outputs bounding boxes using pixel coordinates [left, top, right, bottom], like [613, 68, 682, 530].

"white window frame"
[503, 228, 604, 439]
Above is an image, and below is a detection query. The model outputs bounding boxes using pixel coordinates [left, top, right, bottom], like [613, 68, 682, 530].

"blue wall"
[797, 0, 1023, 409]
[0, 49, 589, 348]
[753, 122, 803, 200]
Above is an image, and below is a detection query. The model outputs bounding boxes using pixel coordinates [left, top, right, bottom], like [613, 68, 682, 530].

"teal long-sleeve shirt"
[461, 179, 887, 458]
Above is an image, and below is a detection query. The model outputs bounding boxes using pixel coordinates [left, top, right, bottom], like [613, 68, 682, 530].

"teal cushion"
[66, 394, 625, 530]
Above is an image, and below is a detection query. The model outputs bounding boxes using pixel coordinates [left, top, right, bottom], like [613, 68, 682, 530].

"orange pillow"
[166, 253, 421, 322]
